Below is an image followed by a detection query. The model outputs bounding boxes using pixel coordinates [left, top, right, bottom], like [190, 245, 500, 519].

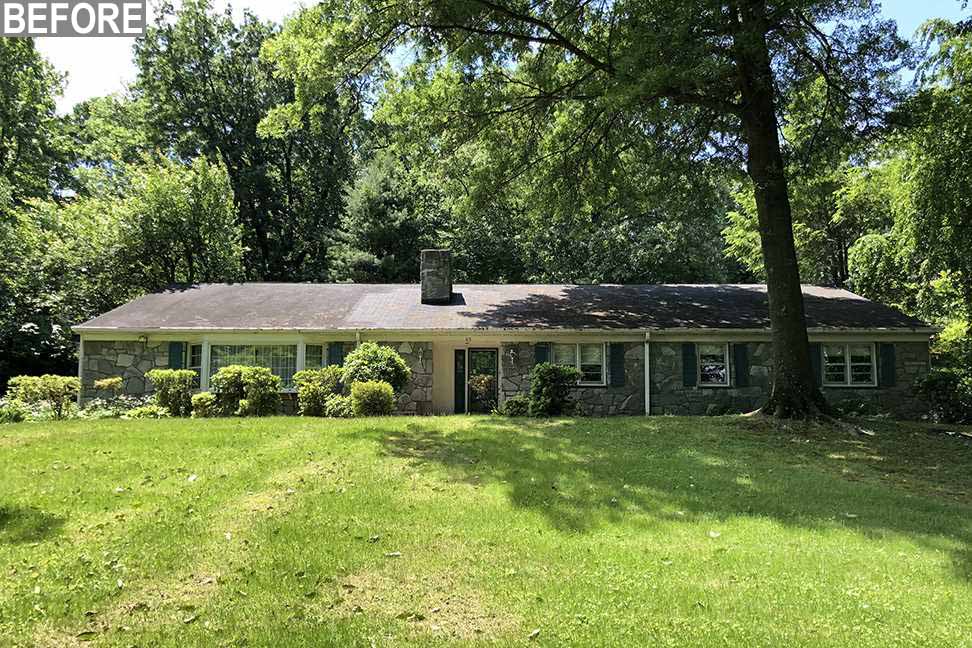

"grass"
[1, 415, 971, 647]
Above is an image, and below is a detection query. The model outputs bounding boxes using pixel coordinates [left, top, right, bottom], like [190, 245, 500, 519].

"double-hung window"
[209, 344, 298, 389]
[304, 345, 326, 370]
[698, 343, 730, 386]
[822, 343, 876, 387]
[188, 344, 203, 387]
[551, 343, 606, 386]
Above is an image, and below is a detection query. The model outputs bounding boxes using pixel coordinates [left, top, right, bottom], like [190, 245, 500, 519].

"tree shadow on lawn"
[371, 416, 972, 582]
[0, 505, 65, 544]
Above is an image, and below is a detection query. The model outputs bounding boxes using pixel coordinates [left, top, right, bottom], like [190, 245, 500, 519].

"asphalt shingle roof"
[74, 283, 931, 332]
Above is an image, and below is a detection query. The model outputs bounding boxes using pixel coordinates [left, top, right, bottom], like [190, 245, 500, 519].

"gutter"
[644, 330, 651, 417]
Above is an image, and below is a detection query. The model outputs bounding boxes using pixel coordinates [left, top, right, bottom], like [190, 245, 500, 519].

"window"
[305, 344, 325, 370]
[188, 344, 203, 387]
[551, 343, 605, 386]
[698, 343, 730, 386]
[822, 343, 876, 387]
[210, 344, 298, 389]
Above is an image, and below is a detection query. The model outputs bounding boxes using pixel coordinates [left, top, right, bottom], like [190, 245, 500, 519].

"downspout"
[76, 335, 84, 408]
[355, 330, 362, 347]
[644, 331, 651, 416]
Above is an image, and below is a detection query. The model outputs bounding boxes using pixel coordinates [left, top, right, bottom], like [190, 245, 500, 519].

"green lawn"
[1, 416, 971, 647]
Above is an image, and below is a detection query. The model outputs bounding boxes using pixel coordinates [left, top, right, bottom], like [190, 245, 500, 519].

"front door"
[467, 348, 499, 414]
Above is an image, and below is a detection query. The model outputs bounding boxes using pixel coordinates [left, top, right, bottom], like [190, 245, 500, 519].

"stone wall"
[649, 341, 930, 419]
[499, 342, 645, 416]
[81, 340, 169, 400]
[378, 341, 433, 415]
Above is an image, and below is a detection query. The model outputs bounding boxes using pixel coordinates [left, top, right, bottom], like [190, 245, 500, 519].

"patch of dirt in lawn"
[327, 569, 520, 640]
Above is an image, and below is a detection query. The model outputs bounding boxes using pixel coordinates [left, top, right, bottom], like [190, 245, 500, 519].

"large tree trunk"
[733, 3, 829, 418]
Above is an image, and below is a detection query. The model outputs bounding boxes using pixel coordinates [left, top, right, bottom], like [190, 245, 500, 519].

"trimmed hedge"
[7, 374, 80, 420]
[293, 366, 344, 416]
[528, 363, 581, 416]
[342, 342, 411, 394]
[350, 381, 395, 416]
[209, 365, 281, 417]
[146, 369, 197, 417]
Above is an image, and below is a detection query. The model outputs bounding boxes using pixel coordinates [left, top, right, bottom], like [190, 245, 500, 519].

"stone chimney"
[420, 249, 452, 304]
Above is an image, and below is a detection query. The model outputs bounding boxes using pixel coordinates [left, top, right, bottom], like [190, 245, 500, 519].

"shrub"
[293, 366, 344, 416]
[82, 394, 152, 420]
[0, 398, 29, 424]
[350, 380, 395, 416]
[124, 404, 170, 419]
[209, 365, 281, 417]
[324, 394, 354, 418]
[342, 342, 411, 394]
[94, 376, 124, 393]
[469, 373, 498, 412]
[497, 394, 530, 417]
[191, 392, 218, 418]
[916, 369, 972, 424]
[528, 362, 581, 416]
[7, 374, 81, 420]
[145, 369, 197, 417]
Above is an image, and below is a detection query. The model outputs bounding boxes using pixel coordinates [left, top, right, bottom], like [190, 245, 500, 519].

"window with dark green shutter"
[328, 342, 345, 366]
[682, 343, 697, 387]
[879, 343, 896, 387]
[609, 343, 626, 387]
[733, 343, 750, 387]
[534, 343, 550, 365]
[168, 342, 185, 369]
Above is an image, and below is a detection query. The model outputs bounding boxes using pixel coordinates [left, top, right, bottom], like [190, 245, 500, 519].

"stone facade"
[378, 341, 433, 415]
[499, 342, 646, 416]
[649, 341, 930, 419]
[81, 340, 169, 400]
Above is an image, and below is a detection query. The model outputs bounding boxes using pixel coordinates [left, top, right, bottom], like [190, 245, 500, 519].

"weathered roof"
[74, 283, 932, 333]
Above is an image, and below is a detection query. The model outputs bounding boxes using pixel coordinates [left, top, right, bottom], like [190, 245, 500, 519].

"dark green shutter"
[734, 343, 750, 387]
[534, 342, 550, 365]
[609, 343, 626, 387]
[682, 342, 697, 387]
[454, 349, 466, 414]
[809, 343, 822, 386]
[168, 342, 185, 369]
[879, 343, 897, 387]
[328, 342, 345, 366]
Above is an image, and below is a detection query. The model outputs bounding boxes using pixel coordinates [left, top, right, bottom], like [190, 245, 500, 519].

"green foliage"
[124, 404, 171, 419]
[497, 394, 530, 417]
[293, 366, 344, 416]
[94, 377, 123, 393]
[146, 369, 197, 417]
[342, 343, 411, 394]
[0, 398, 29, 424]
[915, 369, 972, 425]
[7, 375, 80, 420]
[324, 394, 354, 418]
[350, 380, 395, 416]
[191, 392, 218, 418]
[528, 363, 581, 417]
[117, 156, 243, 289]
[136, 0, 358, 281]
[209, 365, 281, 417]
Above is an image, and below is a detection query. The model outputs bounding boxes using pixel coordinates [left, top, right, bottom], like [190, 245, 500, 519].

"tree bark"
[733, 2, 829, 418]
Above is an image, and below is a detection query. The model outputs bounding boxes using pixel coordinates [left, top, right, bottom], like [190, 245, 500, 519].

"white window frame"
[697, 342, 731, 388]
[208, 343, 300, 391]
[821, 343, 877, 388]
[552, 342, 607, 387]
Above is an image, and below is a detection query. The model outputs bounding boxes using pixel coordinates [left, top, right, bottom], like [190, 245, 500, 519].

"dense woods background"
[1, 0, 969, 393]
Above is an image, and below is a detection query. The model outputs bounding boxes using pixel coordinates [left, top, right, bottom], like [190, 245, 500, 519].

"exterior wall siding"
[80, 337, 930, 419]
[500, 341, 645, 416]
[81, 340, 169, 400]
[649, 341, 930, 419]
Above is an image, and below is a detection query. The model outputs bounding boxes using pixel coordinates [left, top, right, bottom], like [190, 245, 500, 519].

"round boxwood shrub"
[350, 380, 395, 416]
[497, 394, 530, 417]
[293, 366, 344, 416]
[124, 404, 170, 419]
[191, 392, 218, 418]
[210, 365, 281, 417]
[146, 369, 197, 417]
[342, 342, 411, 394]
[324, 394, 354, 418]
[528, 363, 581, 416]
